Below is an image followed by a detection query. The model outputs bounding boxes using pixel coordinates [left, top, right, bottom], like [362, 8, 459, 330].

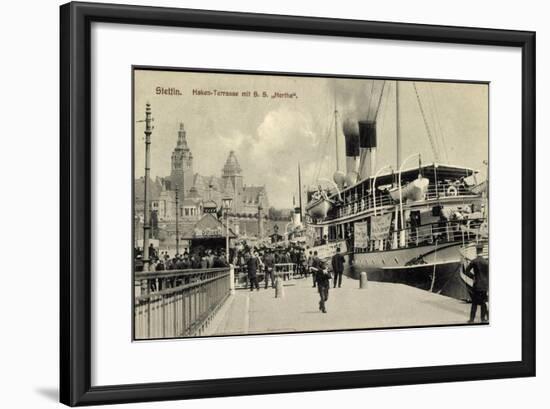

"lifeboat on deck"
[306, 190, 333, 220]
[389, 176, 429, 202]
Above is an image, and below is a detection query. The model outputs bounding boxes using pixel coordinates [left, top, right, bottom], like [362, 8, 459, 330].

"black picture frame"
[60, 1, 536, 406]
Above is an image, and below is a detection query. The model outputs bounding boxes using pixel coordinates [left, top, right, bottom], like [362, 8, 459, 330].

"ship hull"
[345, 242, 471, 300]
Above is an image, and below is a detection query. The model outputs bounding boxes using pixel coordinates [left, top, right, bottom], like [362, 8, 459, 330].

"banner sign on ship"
[354, 221, 369, 248]
[371, 214, 393, 240]
[312, 241, 347, 260]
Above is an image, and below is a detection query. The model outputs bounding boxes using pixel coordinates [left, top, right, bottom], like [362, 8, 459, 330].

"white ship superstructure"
[305, 80, 488, 300]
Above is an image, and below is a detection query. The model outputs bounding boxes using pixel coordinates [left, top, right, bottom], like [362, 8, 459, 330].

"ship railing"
[327, 184, 478, 222]
[424, 183, 474, 200]
[354, 218, 486, 253]
[134, 267, 231, 339]
[331, 194, 394, 220]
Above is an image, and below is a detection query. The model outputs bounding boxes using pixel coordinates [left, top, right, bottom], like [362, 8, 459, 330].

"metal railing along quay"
[134, 267, 231, 339]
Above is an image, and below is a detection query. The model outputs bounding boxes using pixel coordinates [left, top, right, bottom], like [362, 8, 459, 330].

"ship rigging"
[304, 80, 488, 300]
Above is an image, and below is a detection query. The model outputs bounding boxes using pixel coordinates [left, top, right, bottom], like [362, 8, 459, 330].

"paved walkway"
[211, 275, 473, 336]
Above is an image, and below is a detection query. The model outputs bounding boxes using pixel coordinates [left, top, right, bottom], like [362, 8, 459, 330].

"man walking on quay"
[464, 243, 489, 323]
[247, 250, 262, 291]
[263, 250, 276, 289]
[316, 260, 331, 313]
[310, 250, 321, 288]
[331, 247, 345, 288]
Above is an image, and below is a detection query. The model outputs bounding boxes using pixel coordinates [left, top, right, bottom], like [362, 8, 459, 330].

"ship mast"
[396, 81, 401, 169]
[334, 94, 340, 171]
[394, 82, 401, 248]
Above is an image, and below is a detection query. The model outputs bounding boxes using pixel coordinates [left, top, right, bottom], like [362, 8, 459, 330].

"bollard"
[275, 277, 285, 298]
[360, 272, 368, 289]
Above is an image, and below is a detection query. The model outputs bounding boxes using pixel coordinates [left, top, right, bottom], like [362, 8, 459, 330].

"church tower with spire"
[222, 151, 243, 210]
[170, 123, 194, 193]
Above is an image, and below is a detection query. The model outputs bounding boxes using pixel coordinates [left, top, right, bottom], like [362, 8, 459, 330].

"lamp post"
[134, 213, 140, 248]
[175, 185, 179, 256]
[140, 102, 153, 271]
[222, 196, 233, 262]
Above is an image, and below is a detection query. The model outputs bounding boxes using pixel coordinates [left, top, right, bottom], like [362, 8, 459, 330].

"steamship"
[305, 81, 488, 300]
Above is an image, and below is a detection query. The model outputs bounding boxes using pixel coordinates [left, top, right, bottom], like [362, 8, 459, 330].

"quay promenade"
[134, 266, 476, 340]
[209, 275, 473, 336]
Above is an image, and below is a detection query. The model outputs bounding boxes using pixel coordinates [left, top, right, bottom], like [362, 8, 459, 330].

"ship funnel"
[343, 118, 360, 186]
[358, 120, 377, 180]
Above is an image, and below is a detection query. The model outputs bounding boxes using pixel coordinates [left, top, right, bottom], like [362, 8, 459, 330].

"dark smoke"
[329, 79, 386, 124]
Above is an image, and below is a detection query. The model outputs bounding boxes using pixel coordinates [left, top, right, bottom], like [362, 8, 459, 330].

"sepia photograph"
[53, 2, 536, 406]
[133, 67, 489, 340]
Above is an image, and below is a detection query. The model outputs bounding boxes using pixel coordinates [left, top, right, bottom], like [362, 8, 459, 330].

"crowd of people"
[232, 243, 347, 314]
[232, 244, 308, 290]
[135, 241, 349, 314]
[135, 243, 230, 273]
[232, 243, 307, 281]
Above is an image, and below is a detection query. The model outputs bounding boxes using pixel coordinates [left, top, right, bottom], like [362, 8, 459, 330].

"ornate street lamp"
[222, 197, 233, 212]
[222, 196, 233, 262]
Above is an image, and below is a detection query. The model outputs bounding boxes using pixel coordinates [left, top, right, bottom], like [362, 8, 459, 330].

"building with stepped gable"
[135, 123, 273, 237]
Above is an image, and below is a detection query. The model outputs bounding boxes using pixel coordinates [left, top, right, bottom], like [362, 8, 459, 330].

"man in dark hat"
[148, 243, 156, 261]
[310, 250, 321, 288]
[263, 249, 276, 289]
[331, 247, 345, 288]
[246, 250, 262, 291]
[464, 243, 489, 323]
[316, 260, 331, 313]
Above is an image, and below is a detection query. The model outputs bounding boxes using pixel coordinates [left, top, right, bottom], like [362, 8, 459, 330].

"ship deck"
[208, 274, 479, 336]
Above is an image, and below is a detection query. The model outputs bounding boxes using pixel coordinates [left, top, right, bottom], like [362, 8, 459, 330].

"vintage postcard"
[133, 68, 489, 340]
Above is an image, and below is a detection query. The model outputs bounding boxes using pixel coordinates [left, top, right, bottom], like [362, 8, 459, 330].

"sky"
[134, 69, 488, 209]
